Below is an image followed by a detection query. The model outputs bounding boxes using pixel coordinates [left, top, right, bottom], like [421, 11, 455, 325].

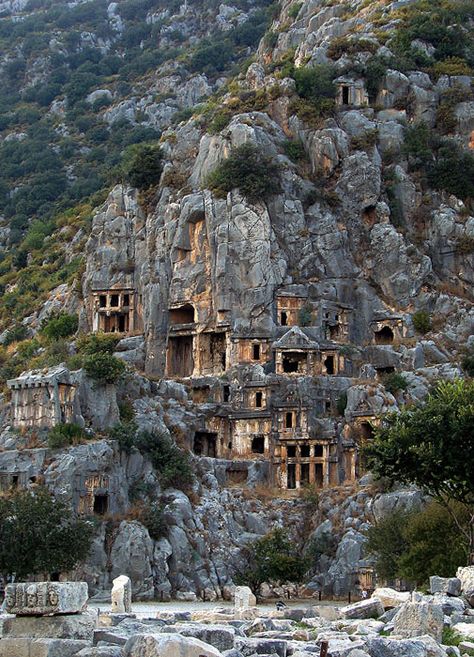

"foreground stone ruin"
[2, 572, 474, 657]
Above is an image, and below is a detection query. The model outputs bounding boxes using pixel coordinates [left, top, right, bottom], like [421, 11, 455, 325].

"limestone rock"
[372, 587, 411, 609]
[365, 635, 448, 657]
[0, 637, 90, 657]
[123, 633, 223, 657]
[2, 612, 96, 640]
[234, 587, 256, 610]
[339, 598, 384, 620]
[111, 576, 132, 613]
[392, 601, 444, 642]
[456, 566, 474, 598]
[76, 649, 122, 657]
[234, 636, 287, 656]
[5, 582, 88, 616]
[161, 624, 235, 651]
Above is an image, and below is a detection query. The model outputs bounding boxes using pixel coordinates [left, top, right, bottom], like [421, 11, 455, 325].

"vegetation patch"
[207, 143, 282, 203]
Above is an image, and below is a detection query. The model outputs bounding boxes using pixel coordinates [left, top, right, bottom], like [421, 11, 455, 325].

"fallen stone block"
[366, 634, 448, 657]
[456, 567, 474, 606]
[452, 622, 474, 639]
[392, 601, 444, 642]
[111, 576, 132, 614]
[430, 577, 461, 597]
[372, 587, 411, 609]
[432, 593, 466, 615]
[76, 649, 122, 657]
[324, 637, 367, 656]
[3, 611, 96, 640]
[234, 636, 287, 656]
[234, 587, 257, 610]
[161, 623, 235, 651]
[5, 582, 88, 616]
[339, 598, 384, 620]
[0, 637, 90, 657]
[123, 633, 223, 657]
[458, 640, 474, 652]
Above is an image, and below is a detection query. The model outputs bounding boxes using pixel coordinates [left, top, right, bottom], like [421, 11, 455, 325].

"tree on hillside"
[366, 502, 470, 585]
[0, 487, 94, 582]
[234, 527, 308, 595]
[364, 379, 474, 564]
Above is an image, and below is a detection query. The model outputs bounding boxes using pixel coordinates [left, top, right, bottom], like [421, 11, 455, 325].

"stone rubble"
[1, 576, 472, 657]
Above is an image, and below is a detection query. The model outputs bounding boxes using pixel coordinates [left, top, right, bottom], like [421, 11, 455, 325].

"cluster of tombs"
[4, 288, 406, 493]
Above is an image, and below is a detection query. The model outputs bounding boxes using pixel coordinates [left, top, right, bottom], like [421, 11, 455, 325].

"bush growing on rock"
[110, 423, 194, 491]
[77, 332, 121, 355]
[48, 422, 87, 449]
[121, 143, 163, 190]
[135, 429, 194, 490]
[41, 312, 78, 341]
[412, 310, 432, 334]
[462, 350, 474, 377]
[383, 372, 408, 394]
[207, 143, 282, 203]
[0, 487, 94, 580]
[83, 352, 126, 385]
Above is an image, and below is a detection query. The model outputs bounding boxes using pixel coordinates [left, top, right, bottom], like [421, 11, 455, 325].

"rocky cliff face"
[0, 0, 473, 600]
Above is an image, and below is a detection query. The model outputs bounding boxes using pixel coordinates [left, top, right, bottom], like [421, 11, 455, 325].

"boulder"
[430, 577, 461, 597]
[111, 576, 132, 614]
[339, 598, 384, 620]
[392, 602, 444, 642]
[372, 588, 411, 609]
[161, 624, 235, 651]
[234, 587, 256, 610]
[76, 650, 122, 657]
[452, 622, 474, 639]
[456, 566, 474, 605]
[123, 633, 223, 657]
[365, 635, 448, 657]
[234, 636, 287, 657]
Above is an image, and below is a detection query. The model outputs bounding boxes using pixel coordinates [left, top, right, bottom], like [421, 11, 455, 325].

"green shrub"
[292, 64, 336, 103]
[48, 422, 86, 449]
[433, 57, 472, 77]
[234, 528, 309, 594]
[412, 310, 431, 334]
[134, 429, 194, 490]
[336, 392, 347, 415]
[141, 502, 165, 540]
[109, 421, 137, 454]
[207, 109, 232, 135]
[121, 143, 163, 190]
[0, 487, 94, 580]
[442, 627, 463, 647]
[383, 372, 409, 394]
[288, 2, 303, 19]
[365, 501, 470, 585]
[41, 312, 78, 340]
[207, 143, 282, 203]
[428, 143, 474, 202]
[298, 304, 313, 326]
[77, 332, 120, 355]
[283, 139, 305, 162]
[351, 129, 378, 151]
[3, 324, 29, 346]
[461, 352, 474, 377]
[83, 352, 126, 384]
[118, 400, 135, 423]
